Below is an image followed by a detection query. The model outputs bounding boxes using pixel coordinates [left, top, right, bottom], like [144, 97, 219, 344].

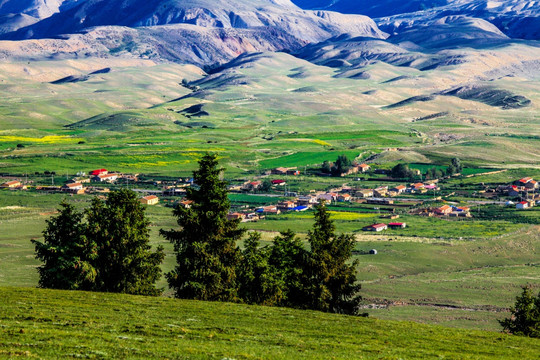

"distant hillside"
[1, 286, 539, 359]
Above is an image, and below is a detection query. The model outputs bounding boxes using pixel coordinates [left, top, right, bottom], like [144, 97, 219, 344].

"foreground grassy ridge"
[0, 287, 539, 359]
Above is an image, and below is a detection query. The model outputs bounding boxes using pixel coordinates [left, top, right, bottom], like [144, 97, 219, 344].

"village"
[1, 160, 539, 236]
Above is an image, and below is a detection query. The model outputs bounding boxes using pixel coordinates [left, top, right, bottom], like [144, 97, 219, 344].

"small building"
[277, 201, 296, 211]
[92, 173, 118, 182]
[1, 180, 21, 188]
[390, 185, 406, 194]
[244, 181, 262, 191]
[62, 182, 83, 191]
[291, 205, 308, 212]
[388, 222, 406, 229]
[362, 223, 388, 232]
[434, 205, 452, 215]
[297, 195, 318, 207]
[90, 169, 108, 176]
[227, 212, 246, 221]
[140, 195, 159, 205]
[180, 200, 193, 208]
[338, 193, 352, 202]
[256, 206, 281, 215]
[374, 186, 388, 197]
[271, 179, 286, 186]
[358, 163, 370, 173]
[516, 201, 529, 210]
[357, 189, 374, 198]
[62, 183, 84, 194]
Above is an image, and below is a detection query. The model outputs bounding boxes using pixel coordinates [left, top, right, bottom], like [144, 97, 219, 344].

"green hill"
[1, 287, 538, 359]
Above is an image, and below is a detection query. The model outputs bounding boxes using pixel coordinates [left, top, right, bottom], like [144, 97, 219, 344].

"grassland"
[2, 189, 539, 331]
[1, 287, 539, 359]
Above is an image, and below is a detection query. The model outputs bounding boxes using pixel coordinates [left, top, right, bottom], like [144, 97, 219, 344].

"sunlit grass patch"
[0, 135, 80, 144]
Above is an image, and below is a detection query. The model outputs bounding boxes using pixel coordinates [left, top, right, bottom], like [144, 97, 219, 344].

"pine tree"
[33, 201, 97, 290]
[87, 189, 165, 296]
[161, 153, 245, 301]
[305, 204, 362, 314]
[500, 286, 540, 337]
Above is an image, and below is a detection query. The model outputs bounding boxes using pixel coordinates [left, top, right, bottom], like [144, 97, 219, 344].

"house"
[92, 173, 118, 182]
[271, 179, 286, 186]
[434, 205, 452, 215]
[90, 169, 108, 176]
[525, 180, 538, 190]
[517, 177, 533, 185]
[317, 193, 338, 204]
[390, 185, 406, 194]
[180, 200, 193, 208]
[297, 195, 318, 207]
[356, 189, 374, 198]
[358, 163, 370, 173]
[408, 183, 426, 193]
[244, 181, 262, 191]
[1, 180, 21, 188]
[227, 212, 246, 221]
[374, 186, 388, 197]
[388, 222, 406, 229]
[362, 223, 388, 232]
[61, 183, 84, 194]
[338, 193, 352, 202]
[62, 182, 83, 191]
[256, 206, 281, 215]
[516, 201, 529, 210]
[277, 201, 296, 211]
[140, 195, 159, 205]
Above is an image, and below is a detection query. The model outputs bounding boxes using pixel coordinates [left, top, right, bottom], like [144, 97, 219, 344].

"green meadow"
[1, 287, 539, 360]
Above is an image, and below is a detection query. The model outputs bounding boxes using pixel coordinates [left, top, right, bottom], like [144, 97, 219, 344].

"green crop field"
[1, 287, 539, 359]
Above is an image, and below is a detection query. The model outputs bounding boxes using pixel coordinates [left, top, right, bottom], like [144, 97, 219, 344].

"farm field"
[1, 286, 539, 359]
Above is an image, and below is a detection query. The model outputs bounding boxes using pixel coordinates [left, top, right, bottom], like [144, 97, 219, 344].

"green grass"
[1, 287, 539, 359]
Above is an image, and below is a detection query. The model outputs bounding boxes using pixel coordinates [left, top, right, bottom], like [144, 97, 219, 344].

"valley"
[0, 0, 539, 355]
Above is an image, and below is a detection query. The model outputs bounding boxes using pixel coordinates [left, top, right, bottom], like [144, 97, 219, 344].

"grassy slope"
[1, 287, 539, 359]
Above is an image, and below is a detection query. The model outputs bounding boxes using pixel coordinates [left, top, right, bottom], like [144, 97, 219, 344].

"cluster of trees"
[500, 286, 540, 338]
[321, 154, 353, 177]
[35, 154, 362, 315]
[390, 158, 462, 180]
[33, 190, 165, 295]
[162, 154, 362, 314]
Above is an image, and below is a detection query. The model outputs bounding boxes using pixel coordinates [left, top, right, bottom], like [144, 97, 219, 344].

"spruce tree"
[33, 201, 97, 290]
[500, 286, 540, 337]
[237, 232, 282, 305]
[268, 229, 308, 308]
[87, 189, 165, 296]
[305, 204, 362, 314]
[162, 153, 245, 301]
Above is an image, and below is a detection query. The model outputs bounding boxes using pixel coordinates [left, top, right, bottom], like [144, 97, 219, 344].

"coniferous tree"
[268, 229, 308, 308]
[162, 153, 245, 301]
[305, 204, 362, 314]
[33, 201, 97, 290]
[500, 286, 540, 337]
[237, 232, 282, 305]
[87, 189, 165, 296]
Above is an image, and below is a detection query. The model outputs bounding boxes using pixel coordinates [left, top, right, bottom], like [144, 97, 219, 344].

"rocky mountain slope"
[1, 0, 384, 42]
[291, 0, 540, 40]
